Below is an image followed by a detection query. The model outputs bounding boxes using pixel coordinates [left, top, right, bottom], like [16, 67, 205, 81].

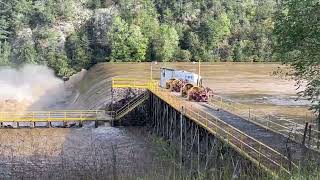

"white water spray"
[0, 65, 66, 111]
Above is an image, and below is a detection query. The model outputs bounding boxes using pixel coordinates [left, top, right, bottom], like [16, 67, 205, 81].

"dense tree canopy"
[107, 17, 148, 62]
[0, 0, 280, 76]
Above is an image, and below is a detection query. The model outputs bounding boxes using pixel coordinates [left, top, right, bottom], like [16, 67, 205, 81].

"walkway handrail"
[208, 95, 320, 150]
[0, 110, 105, 122]
[115, 92, 149, 119]
[112, 78, 150, 89]
[67, 78, 297, 174]
[209, 94, 317, 132]
[148, 85, 297, 175]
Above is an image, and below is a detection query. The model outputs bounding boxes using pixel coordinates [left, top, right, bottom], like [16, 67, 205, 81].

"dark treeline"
[1, 0, 277, 76]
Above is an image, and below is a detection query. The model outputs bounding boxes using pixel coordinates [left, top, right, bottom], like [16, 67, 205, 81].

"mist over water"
[0, 65, 66, 111]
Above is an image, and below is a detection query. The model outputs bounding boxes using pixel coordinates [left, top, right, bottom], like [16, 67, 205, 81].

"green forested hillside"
[0, 0, 277, 76]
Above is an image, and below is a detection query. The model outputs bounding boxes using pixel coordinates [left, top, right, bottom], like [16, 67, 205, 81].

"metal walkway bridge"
[112, 78, 320, 177]
[0, 78, 318, 177]
[0, 90, 149, 126]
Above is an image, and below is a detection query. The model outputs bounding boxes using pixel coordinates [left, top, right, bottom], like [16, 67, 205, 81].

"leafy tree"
[12, 0, 33, 30]
[232, 41, 244, 62]
[0, 16, 10, 41]
[0, 41, 11, 66]
[117, 0, 137, 24]
[274, 0, 320, 131]
[132, 0, 160, 61]
[15, 41, 38, 65]
[86, 0, 102, 9]
[107, 17, 130, 61]
[162, 8, 175, 25]
[174, 49, 191, 62]
[30, 1, 55, 27]
[133, 0, 160, 40]
[66, 32, 92, 71]
[154, 24, 179, 61]
[0, 0, 296, 74]
[127, 25, 148, 61]
[47, 47, 74, 77]
[181, 31, 202, 61]
[199, 12, 231, 50]
[107, 16, 148, 62]
[53, 0, 75, 20]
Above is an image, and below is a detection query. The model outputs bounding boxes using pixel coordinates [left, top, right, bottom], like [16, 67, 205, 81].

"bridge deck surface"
[164, 90, 319, 164]
[112, 78, 320, 175]
[194, 102, 319, 163]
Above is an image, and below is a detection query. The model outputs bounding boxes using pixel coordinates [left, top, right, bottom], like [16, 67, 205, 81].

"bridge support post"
[197, 125, 200, 177]
[180, 106, 183, 175]
[111, 84, 114, 127]
[166, 105, 169, 139]
[149, 93, 262, 179]
[189, 122, 193, 177]
[205, 132, 209, 172]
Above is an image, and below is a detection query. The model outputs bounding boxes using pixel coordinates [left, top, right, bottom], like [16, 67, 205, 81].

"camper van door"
[160, 68, 174, 88]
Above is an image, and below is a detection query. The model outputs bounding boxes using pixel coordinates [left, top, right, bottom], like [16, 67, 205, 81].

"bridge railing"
[112, 78, 150, 89]
[208, 95, 320, 150]
[115, 92, 149, 119]
[89, 78, 298, 175]
[0, 110, 106, 122]
[147, 81, 297, 175]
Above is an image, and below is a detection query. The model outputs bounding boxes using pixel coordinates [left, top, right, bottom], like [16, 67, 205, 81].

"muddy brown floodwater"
[0, 127, 171, 180]
[101, 62, 315, 123]
[0, 62, 316, 179]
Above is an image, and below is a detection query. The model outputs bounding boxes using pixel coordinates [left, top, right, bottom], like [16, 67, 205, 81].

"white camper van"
[160, 68, 201, 88]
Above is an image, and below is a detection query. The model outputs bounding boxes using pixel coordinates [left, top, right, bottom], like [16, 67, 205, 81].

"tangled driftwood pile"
[106, 88, 146, 111]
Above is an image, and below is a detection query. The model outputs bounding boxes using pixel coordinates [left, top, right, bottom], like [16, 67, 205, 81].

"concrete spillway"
[66, 63, 152, 110]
